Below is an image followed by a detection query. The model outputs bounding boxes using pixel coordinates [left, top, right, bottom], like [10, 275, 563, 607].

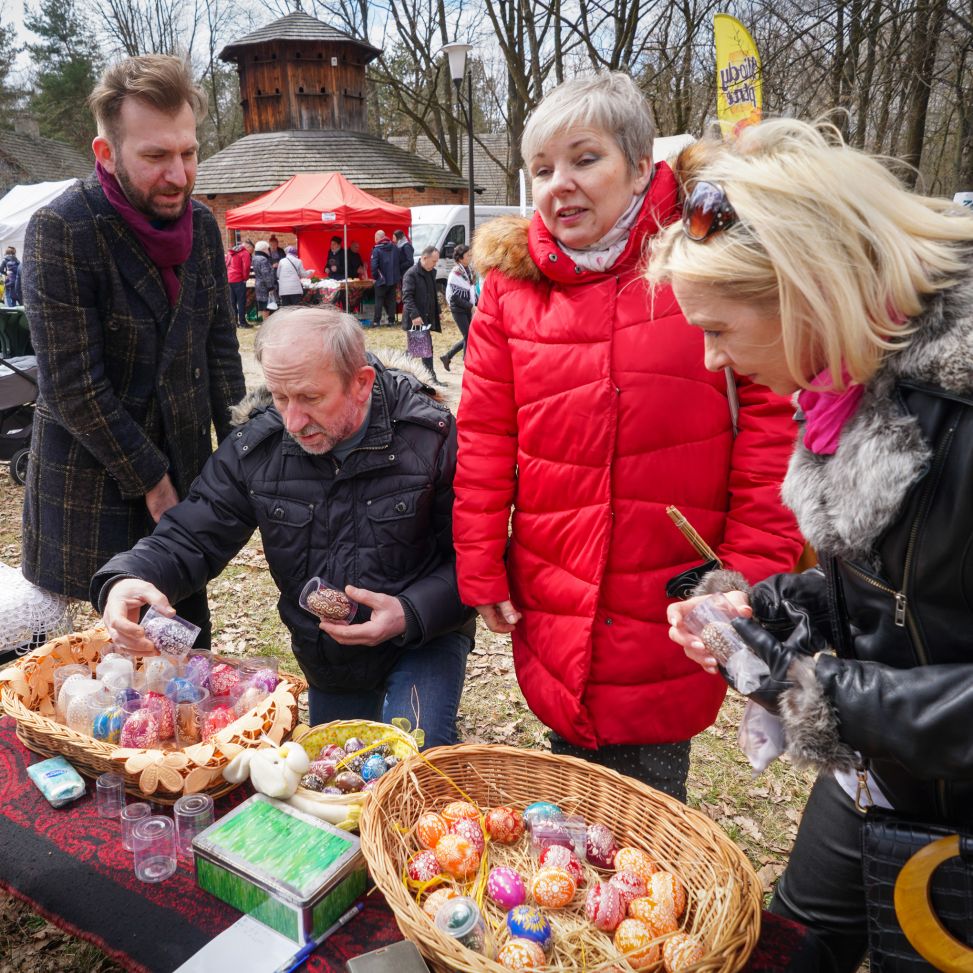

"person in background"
[452, 72, 803, 801]
[326, 235, 346, 279]
[402, 245, 445, 387]
[394, 229, 414, 275]
[659, 118, 973, 972]
[226, 238, 254, 329]
[1, 246, 21, 306]
[371, 230, 402, 326]
[251, 240, 276, 320]
[21, 54, 245, 639]
[268, 234, 286, 267]
[440, 243, 475, 371]
[347, 241, 364, 280]
[276, 245, 307, 307]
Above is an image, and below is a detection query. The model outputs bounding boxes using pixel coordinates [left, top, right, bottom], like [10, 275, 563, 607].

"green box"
[193, 794, 367, 944]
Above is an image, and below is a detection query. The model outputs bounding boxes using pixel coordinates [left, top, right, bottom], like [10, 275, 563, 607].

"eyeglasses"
[682, 181, 737, 241]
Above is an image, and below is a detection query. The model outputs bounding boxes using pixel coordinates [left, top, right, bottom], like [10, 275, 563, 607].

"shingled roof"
[0, 132, 90, 194]
[219, 11, 381, 62]
[194, 128, 470, 195]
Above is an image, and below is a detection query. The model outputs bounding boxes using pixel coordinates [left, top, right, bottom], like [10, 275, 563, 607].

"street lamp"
[441, 41, 475, 250]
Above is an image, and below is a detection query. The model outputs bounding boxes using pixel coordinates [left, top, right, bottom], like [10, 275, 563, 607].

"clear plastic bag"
[737, 699, 785, 774]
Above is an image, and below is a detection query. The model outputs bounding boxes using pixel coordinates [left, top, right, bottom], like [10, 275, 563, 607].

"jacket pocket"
[252, 492, 314, 580]
[365, 486, 431, 579]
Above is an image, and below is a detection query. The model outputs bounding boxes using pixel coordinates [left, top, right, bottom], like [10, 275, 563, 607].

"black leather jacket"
[751, 380, 973, 824]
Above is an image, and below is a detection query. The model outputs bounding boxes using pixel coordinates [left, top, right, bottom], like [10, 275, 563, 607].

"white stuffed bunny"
[223, 741, 310, 799]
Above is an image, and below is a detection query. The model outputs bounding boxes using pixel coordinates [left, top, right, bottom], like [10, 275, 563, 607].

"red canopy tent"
[224, 172, 412, 310]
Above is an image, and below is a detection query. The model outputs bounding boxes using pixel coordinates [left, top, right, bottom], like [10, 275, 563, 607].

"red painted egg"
[406, 850, 442, 884]
[614, 918, 661, 970]
[609, 870, 647, 909]
[586, 823, 618, 869]
[416, 812, 448, 850]
[485, 805, 524, 844]
[584, 880, 625, 932]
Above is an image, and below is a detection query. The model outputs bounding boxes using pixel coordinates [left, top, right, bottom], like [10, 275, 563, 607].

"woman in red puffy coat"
[453, 72, 805, 799]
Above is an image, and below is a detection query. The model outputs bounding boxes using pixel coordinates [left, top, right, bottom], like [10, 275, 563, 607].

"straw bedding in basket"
[359, 744, 761, 973]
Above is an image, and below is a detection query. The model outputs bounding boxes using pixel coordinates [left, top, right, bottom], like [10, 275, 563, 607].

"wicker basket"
[359, 744, 761, 973]
[0, 626, 307, 804]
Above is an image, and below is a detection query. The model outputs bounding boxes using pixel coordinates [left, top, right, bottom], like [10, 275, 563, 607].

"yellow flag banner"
[714, 14, 762, 140]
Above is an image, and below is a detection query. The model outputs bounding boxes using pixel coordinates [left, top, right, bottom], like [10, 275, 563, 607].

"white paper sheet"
[173, 915, 298, 973]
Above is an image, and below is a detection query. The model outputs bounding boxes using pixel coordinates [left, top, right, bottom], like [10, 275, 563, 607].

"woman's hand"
[103, 579, 171, 655]
[667, 591, 752, 675]
[475, 601, 522, 634]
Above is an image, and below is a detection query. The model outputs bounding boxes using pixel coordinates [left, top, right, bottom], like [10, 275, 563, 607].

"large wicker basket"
[359, 744, 761, 973]
[0, 626, 307, 803]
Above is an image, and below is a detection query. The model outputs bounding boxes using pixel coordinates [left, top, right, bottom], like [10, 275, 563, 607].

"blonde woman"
[659, 119, 973, 971]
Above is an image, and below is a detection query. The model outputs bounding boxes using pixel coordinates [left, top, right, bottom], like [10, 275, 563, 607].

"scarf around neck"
[556, 188, 648, 273]
[797, 366, 866, 455]
[96, 162, 193, 306]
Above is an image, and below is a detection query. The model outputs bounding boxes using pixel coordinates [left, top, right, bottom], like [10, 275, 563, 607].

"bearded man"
[21, 55, 245, 643]
[92, 307, 475, 746]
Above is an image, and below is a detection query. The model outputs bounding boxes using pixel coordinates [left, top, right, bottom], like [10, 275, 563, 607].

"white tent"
[653, 134, 695, 163]
[0, 180, 77, 256]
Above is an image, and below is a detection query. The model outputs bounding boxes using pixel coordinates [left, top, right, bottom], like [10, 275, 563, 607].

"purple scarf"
[96, 162, 193, 306]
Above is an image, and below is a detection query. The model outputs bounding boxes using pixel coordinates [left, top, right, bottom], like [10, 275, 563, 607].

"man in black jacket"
[370, 230, 401, 326]
[393, 229, 414, 275]
[402, 246, 445, 386]
[92, 306, 475, 746]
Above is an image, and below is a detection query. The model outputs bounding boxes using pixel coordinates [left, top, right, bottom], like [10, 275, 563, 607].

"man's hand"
[145, 472, 179, 523]
[476, 601, 522, 634]
[667, 591, 752, 675]
[103, 579, 173, 655]
[320, 586, 406, 645]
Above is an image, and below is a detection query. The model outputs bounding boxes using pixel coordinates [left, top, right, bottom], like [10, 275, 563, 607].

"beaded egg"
[142, 691, 175, 739]
[628, 897, 678, 937]
[531, 866, 576, 909]
[209, 663, 240, 697]
[484, 806, 524, 844]
[647, 870, 688, 918]
[119, 708, 160, 748]
[522, 802, 563, 830]
[450, 816, 485, 854]
[434, 833, 480, 880]
[92, 705, 127, 744]
[538, 845, 585, 888]
[406, 849, 442, 884]
[360, 754, 388, 782]
[487, 866, 527, 911]
[609, 871, 647, 909]
[663, 933, 706, 973]
[442, 801, 479, 824]
[300, 773, 327, 792]
[421, 887, 458, 920]
[585, 823, 619, 869]
[505, 906, 552, 952]
[202, 703, 237, 741]
[614, 847, 658, 884]
[498, 938, 547, 971]
[584, 881, 625, 933]
[416, 812, 449, 850]
[614, 918, 661, 970]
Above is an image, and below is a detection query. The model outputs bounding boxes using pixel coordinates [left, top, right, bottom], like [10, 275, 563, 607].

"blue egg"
[360, 754, 388, 782]
[166, 676, 201, 703]
[115, 686, 140, 705]
[92, 706, 127, 744]
[506, 905, 552, 951]
[522, 801, 564, 829]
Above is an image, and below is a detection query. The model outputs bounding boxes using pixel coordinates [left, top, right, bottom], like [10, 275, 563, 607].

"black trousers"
[444, 308, 472, 362]
[229, 281, 247, 327]
[373, 284, 397, 325]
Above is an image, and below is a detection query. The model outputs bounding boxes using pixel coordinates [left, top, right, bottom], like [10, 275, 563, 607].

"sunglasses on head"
[682, 181, 737, 241]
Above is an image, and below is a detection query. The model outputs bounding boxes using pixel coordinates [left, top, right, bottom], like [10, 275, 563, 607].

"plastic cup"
[121, 802, 151, 851]
[64, 683, 110, 734]
[173, 793, 214, 859]
[195, 695, 239, 742]
[54, 665, 91, 722]
[141, 681, 178, 741]
[95, 772, 127, 819]
[238, 657, 280, 693]
[96, 652, 134, 687]
[132, 815, 177, 883]
[529, 814, 587, 858]
[299, 577, 356, 624]
[141, 606, 201, 661]
[174, 685, 210, 746]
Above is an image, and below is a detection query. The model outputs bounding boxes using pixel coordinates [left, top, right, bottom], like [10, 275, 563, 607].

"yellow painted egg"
[442, 800, 480, 824]
[614, 846, 658, 884]
[530, 865, 577, 908]
[422, 887, 458, 920]
[434, 832, 481, 879]
[416, 811, 448, 850]
[613, 918, 661, 970]
[628, 897, 678, 937]
[663, 932, 706, 972]
[649, 870, 688, 918]
[498, 938, 547, 970]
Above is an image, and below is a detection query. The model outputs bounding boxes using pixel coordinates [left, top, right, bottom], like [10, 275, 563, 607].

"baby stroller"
[0, 354, 36, 485]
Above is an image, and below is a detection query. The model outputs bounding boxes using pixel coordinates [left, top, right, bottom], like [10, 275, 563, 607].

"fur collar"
[783, 268, 973, 562]
[471, 215, 539, 282]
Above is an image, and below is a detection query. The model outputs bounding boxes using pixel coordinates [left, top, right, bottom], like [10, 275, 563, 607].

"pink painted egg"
[118, 708, 160, 749]
[485, 806, 524, 844]
[434, 833, 480, 880]
[498, 938, 547, 971]
[314, 743, 346, 763]
[487, 866, 527, 911]
[202, 703, 237, 741]
[441, 800, 479, 824]
[614, 846, 658, 884]
[142, 691, 175, 739]
[586, 823, 618, 869]
[422, 887, 458, 920]
[538, 844, 585, 888]
[209, 663, 239, 696]
[648, 870, 688, 918]
[309, 757, 338, 780]
[530, 866, 576, 908]
[406, 850, 442, 884]
[609, 870, 647, 909]
[584, 880, 625, 932]
[663, 933, 706, 973]
[450, 816, 485, 854]
[628, 897, 678, 937]
[614, 918, 661, 970]
[416, 812, 448, 850]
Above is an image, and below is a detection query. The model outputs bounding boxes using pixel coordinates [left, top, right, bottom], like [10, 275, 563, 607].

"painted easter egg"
[450, 816, 485, 854]
[614, 918, 661, 970]
[315, 743, 346, 763]
[406, 849, 442, 884]
[247, 667, 279, 693]
[143, 656, 176, 685]
[485, 805, 524, 844]
[585, 823, 618, 869]
[505, 906, 552, 951]
[202, 703, 237, 741]
[609, 870, 647, 909]
[165, 677, 201, 703]
[648, 870, 688, 918]
[343, 736, 365, 754]
[184, 654, 211, 688]
[416, 812, 448, 850]
[434, 833, 480, 879]
[442, 800, 480, 824]
[531, 866, 576, 909]
[309, 757, 339, 781]
[209, 663, 239, 697]
[234, 686, 268, 716]
[334, 771, 365, 792]
[119, 708, 160, 748]
[538, 844, 585, 888]
[487, 866, 526, 911]
[300, 773, 326, 792]
[663, 933, 706, 973]
[628, 897, 678, 937]
[498, 938, 547, 971]
[422, 887, 458, 920]
[614, 847, 658, 884]
[142, 691, 175, 739]
[360, 754, 388, 782]
[91, 705, 127, 744]
[522, 802, 563, 830]
[584, 881, 625, 932]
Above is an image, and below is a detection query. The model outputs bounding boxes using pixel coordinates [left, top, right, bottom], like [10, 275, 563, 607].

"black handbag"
[862, 809, 973, 971]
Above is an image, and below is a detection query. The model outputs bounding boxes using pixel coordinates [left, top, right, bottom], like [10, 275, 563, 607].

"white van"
[410, 204, 533, 284]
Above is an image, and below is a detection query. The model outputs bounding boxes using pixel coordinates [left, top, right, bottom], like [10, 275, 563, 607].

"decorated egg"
[584, 881, 625, 932]
[498, 938, 546, 970]
[610, 871, 647, 909]
[628, 897, 678, 937]
[209, 663, 239, 697]
[321, 786, 343, 795]
[91, 705, 127, 744]
[202, 703, 237, 741]
[315, 743, 346, 763]
[614, 847, 658, 884]
[165, 676, 200, 703]
[487, 866, 526, 911]
[485, 805, 524, 844]
[442, 800, 479, 824]
[361, 754, 388, 782]
[663, 933, 706, 972]
[406, 849, 442, 884]
[309, 758, 338, 780]
[417, 812, 448, 850]
[299, 773, 326, 792]
[184, 654, 211, 688]
[450, 816, 485, 854]
[434, 833, 480, 879]
[247, 667, 279, 693]
[114, 686, 141, 705]
[385, 755, 400, 769]
[142, 691, 175, 738]
[586, 823, 618, 868]
[119, 708, 160, 749]
[334, 771, 365, 792]
[614, 918, 661, 970]
[362, 779, 380, 792]
[538, 845, 585, 888]
[343, 736, 365, 754]
[344, 755, 365, 774]
[531, 866, 576, 908]
[505, 905, 552, 951]
[422, 887, 458, 919]
[648, 870, 688, 918]
[522, 802, 563, 829]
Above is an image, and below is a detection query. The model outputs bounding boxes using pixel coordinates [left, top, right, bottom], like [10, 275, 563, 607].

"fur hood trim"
[470, 215, 541, 283]
[229, 349, 439, 426]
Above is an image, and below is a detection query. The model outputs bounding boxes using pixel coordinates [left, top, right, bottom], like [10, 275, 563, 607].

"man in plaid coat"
[21, 55, 245, 640]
